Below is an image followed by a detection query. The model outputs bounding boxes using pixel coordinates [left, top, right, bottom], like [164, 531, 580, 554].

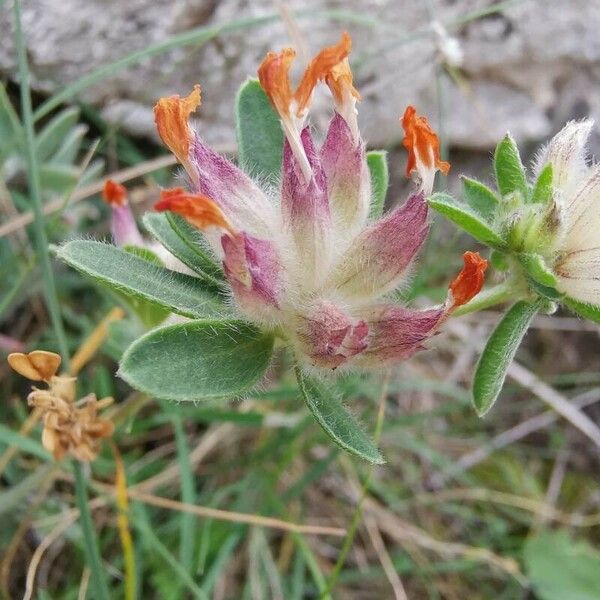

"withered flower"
[8, 351, 114, 462]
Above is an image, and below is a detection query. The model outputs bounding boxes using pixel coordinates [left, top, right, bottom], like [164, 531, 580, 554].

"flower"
[533, 120, 600, 306]
[101, 179, 196, 278]
[8, 351, 114, 461]
[152, 33, 486, 369]
[102, 179, 144, 248]
[402, 106, 450, 194]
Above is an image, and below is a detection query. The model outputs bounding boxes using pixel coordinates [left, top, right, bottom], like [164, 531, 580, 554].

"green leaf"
[518, 253, 558, 287]
[235, 78, 283, 181]
[123, 244, 164, 265]
[531, 162, 553, 204]
[36, 107, 80, 162]
[51, 124, 87, 165]
[494, 133, 528, 199]
[39, 164, 78, 192]
[473, 299, 541, 416]
[524, 530, 600, 600]
[118, 245, 171, 326]
[119, 319, 274, 401]
[528, 279, 564, 301]
[295, 368, 384, 464]
[563, 297, 600, 325]
[166, 213, 225, 282]
[143, 212, 226, 291]
[428, 193, 506, 249]
[367, 150, 389, 219]
[57, 240, 225, 319]
[461, 176, 499, 221]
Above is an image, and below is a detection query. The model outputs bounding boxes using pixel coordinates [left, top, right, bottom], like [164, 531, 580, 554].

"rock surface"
[1, 0, 599, 154]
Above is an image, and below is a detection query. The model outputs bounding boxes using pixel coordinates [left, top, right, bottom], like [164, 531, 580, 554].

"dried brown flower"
[8, 351, 114, 462]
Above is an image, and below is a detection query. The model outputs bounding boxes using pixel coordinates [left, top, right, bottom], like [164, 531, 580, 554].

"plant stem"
[13, 0, 70, 365]
[73, 461, 111, 600]
[322, 373, 390, 597]
[451, 279, 520, 317]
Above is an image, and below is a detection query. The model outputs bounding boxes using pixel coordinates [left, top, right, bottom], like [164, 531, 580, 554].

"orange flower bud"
[153, 85, 201, 165]
[154, 188, 233, 233]
[449, 251, 488, 308]
[102, 179, 127, 207]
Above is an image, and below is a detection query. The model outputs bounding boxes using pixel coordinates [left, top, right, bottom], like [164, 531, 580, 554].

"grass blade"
[73, 461, 111, 600]
[13, 0, 70, 362]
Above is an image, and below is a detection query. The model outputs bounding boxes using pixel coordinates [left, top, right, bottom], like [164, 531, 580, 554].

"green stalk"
[322, 377, 389, 597]
[451, 278, 521, 317]
[13, 0, 69, 363]
[73, 462, 111, 600]
[172, 415, 196, 586]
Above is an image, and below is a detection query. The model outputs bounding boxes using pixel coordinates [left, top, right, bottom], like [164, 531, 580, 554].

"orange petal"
[153, 85, 201, 164]
[449, 251, 488, 309]
[257, 48, 296, 118]
[102, 179, 127, 207]
[294, 32, 355, 116]
[154, 188, 232, 233]
[401, 105, 450, 178]
[8, 350, 61, 381]
[325, 57, 360, 107]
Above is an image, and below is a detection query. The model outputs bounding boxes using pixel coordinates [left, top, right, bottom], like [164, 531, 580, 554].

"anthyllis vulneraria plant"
[58, 33, 488, 462]
[429, 119, 600, 416]
[7, 351, 114, 461]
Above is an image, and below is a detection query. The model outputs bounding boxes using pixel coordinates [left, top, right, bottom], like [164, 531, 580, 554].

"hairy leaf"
[428, 193, 506, 249]
[564, 297, 600, 325]
[473, 300, 541, 416]
[57, 240, 225, 319]
[367, 150, 389, 219]
[296, 368, 384, 464]
[494, 133, 528, 199]
[119, 245, 171, 326]
[461, 176, 499, 221]
[119, 320, 274, 401]
[235, 78, 283, 181]
[531, 163, 553, 204]
[166, 213, 225, 282]
[518, 253, 558, 287]
[143, 212, 226, 291]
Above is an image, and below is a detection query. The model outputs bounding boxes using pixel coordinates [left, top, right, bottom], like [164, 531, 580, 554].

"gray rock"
[1, 0, 598, 152]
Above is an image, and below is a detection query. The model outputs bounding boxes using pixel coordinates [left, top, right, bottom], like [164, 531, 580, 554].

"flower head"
[536, 119, 600, 306]
[8, 351, 114, 461]
[151, 34, 481, 370]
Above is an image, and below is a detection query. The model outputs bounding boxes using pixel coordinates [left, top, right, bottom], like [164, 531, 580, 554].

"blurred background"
[1, 1, 600, 598]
